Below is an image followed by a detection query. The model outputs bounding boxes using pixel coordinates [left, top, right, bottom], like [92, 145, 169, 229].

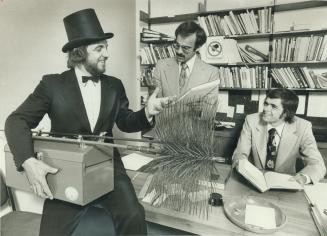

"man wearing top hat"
[5, 8, 170, 236]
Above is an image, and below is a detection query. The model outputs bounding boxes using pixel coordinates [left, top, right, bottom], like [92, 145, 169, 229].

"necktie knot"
[269, 128, 277, 136]
[82, 76, 100, 83]
[181, 62, 188, 70]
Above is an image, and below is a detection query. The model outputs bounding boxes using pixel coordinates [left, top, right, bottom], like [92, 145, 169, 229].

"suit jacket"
[5, 69, 152, 171]
[232, 113, 326, 183]
[153, 56, 220, 97]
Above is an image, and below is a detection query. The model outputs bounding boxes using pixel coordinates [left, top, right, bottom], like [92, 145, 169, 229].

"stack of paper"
[304, 183, 327, 236]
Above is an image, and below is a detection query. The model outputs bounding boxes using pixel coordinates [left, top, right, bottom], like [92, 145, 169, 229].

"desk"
[129, 165, 319, 236]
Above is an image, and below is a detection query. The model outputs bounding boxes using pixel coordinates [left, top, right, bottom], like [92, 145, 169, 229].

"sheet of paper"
[236, 104, 244, 114]
[251, 91, 259, 101]
[142, 189, 157, 204]
[296, 95, 306, 115]
[217, 91, 229, 113]
[307, 93, 327, 117]
[226, 106, 235, 118]
[245, 204, 276, 229]
[122, 153, 153, 171]
[177, 80, 219, 102]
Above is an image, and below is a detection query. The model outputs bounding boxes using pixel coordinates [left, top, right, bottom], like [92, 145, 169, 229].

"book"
[198, 164, 232, 190]
[237, 159, 303, 192]
[176, 80, 219, 102]
[245, 45, 268, 61]
[316, 74, 327, 89]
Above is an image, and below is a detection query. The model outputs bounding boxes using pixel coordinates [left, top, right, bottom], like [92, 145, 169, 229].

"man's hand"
[231, 156, 246, 170]
[145, 87, 173, 119]
[289, 173, 308, 186]
[22, 157, 58, 199]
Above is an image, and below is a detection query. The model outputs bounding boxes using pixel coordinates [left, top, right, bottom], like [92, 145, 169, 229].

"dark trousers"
[39, 158, 147, 236]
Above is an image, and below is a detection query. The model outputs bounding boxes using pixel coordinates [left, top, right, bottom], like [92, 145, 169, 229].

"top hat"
[62, 8, 114, 52]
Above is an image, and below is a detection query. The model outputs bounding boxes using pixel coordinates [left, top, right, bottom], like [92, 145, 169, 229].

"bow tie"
[82, 75, 100, 83]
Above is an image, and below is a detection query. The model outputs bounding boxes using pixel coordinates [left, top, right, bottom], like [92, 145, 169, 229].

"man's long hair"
[67, 46, 87, 69]
[266, 88, 299, 123]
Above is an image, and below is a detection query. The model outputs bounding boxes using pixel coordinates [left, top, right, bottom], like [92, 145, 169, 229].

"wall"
[0, 0, 136, 214]
[148, 0, 327, 122]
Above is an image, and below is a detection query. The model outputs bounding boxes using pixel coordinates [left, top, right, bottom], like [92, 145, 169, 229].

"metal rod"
[0, 129, 161, 144]
[32, 135, 161, 155]
[31, 130, 162, 144]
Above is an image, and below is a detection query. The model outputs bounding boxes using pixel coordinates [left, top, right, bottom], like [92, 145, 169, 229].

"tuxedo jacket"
[5, 69, 152, 171]
[232, 113, 326, 183]
[153, 56, 220, 97]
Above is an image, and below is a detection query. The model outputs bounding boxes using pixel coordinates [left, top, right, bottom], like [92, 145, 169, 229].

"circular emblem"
[208, 41, 222, 56]
[65, 186, 79, 202]
[267, 159, 275, 169]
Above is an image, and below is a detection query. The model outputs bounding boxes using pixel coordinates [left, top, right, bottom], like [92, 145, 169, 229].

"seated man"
[232, 88, 326, 185]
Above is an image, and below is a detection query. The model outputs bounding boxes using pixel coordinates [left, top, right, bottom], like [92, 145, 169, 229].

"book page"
[237, 159, 268, 192]
[122, 153, 153, 171]
[176, 80, 219, 102]
[264, 172, 303, 190]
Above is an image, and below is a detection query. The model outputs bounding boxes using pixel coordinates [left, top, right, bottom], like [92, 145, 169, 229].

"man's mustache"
[176, 53, 185, 58]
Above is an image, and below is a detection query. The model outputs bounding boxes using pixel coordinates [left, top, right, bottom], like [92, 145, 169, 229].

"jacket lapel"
[276, 122, 297, 168]
[93, 76, 115, 133]
[164, 59, 179, 95]
[253, 118, 268, 169]
[62, 70, 92, 133]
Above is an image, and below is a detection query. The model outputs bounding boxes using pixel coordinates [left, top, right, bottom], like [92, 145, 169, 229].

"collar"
[74, 66, 92, 84]
[267, 122, 285, 138]
[179, 54, 196, 72]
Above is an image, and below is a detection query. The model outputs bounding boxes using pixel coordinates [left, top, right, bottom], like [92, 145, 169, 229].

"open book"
[176, 80, 219, 102]
[237, 159, 303, 192]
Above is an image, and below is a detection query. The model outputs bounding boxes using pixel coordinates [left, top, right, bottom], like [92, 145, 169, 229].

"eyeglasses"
[172, 41, 194, 53]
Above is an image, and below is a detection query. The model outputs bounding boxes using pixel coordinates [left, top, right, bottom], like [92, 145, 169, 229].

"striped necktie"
[179, 62, 188, 89]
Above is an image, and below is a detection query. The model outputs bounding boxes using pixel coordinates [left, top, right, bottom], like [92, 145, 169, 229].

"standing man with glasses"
[153, 21, 219, 97]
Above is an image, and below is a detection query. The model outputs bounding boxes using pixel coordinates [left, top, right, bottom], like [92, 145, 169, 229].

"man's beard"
[84, 60, 106, 76]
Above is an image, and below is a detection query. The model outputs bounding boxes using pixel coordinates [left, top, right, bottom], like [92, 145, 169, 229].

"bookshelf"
[139, 0, 327, 142]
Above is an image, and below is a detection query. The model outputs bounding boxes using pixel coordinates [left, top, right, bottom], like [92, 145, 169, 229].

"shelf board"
[211, 61, 327, 67]
[141, 40, 174, 44]
[220, 87, 269, 91]
[272, 29, 327, 37]
[273, 88, 327, 92]
[140, 64, 155, 67]
[270, 61, 327, 66]
[145, 1, 327, 25]
[225, 33, 272, 40]
[225, 29, 327, 39]
[212, 62, 270, 67]
[274, 1, 327, 12]
[219, 87, 327, 92]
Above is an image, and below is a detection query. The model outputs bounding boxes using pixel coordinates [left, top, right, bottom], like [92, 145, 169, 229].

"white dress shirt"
[178, 54, 196, 78]
[267, 122, 285, 147]
[75, 67, 101, 132]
